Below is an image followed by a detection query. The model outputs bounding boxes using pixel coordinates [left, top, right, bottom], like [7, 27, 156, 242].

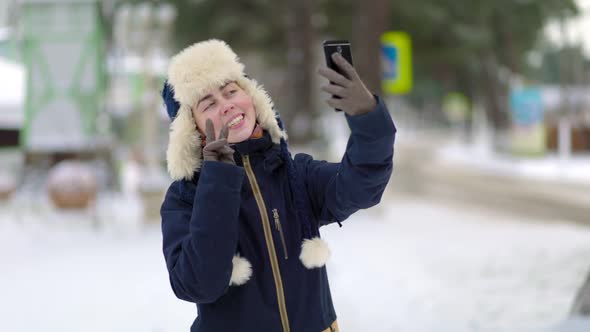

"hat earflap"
[235, 76, 286, 144]
[166, 104, 203, 181]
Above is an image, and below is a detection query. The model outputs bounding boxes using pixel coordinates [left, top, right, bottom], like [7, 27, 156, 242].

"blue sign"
[382, 45, 398, 81]
[510, 88, 544, 126]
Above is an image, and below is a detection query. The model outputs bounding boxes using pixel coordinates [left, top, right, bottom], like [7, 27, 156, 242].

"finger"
[220, 154, 235, 165]
[202, 150, 219, 162]
[219, 146, 235, 156]
[326, 98, 344, 110]
[219, 124, 229, 140]
[203, 139, 226, 152]
[218, 144, 235, 163]
[205, 119, 215, 144]
[321, 84, 347, 98]
[332, 53, 359, 81]
[317, 66, 351, 87]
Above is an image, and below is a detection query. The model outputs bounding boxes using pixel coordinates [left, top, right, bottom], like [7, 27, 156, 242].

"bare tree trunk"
[285, 0, 315, 144]
[558, 16, 572, 159]
[480, 52, 510, 131]
[353, 0, 390, 95]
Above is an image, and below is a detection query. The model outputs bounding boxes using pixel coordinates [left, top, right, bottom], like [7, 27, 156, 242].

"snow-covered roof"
[0, 57, 25, 127]
[0, 58, 24, 106]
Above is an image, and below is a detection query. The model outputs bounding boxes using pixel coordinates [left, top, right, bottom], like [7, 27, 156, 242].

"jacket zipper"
[272, 208, 289, 260]
[242, 155, 290, 332]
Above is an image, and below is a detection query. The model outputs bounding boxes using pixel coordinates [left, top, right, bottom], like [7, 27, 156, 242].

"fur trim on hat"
[166, 104, 201, 181]
[299, 237, 331, 269]
[229, 254, 253, 286]
[236, 76, 286, 144]
[165, 39, 286, 180]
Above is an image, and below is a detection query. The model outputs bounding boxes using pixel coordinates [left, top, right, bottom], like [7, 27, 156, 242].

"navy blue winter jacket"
[160, 96, 396, 332]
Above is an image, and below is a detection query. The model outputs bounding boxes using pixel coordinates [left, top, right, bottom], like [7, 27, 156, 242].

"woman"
[160, 39, 396, 332]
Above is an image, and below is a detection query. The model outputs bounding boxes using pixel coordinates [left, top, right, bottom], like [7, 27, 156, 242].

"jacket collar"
[232, 131, 284, 172]
[232, 130, 273, 155]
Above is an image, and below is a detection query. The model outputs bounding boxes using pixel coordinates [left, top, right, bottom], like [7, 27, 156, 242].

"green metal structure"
[19, 0, 106, 152]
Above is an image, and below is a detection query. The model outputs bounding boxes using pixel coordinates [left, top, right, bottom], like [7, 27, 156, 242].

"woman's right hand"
[203, 119, 236, 165]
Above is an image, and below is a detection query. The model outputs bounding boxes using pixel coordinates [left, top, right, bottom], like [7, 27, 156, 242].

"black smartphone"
[323, 40, 354, 111]
[323, 40, 354, 76]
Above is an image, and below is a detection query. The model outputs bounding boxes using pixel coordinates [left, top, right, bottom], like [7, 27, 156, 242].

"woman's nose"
[222, 103, 234, 115]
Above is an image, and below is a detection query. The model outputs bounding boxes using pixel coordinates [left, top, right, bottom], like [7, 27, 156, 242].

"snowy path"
[1, 194, 589, 332]
[324, 195, 590, 332]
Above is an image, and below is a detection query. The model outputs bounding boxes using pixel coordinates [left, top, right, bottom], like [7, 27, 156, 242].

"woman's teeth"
[228, 115, 244, 128]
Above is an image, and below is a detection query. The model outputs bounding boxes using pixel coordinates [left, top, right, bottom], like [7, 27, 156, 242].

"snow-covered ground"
[1, 193, 589, 332]
[438, 140, 590, 187]
[325, 195, 590, 332]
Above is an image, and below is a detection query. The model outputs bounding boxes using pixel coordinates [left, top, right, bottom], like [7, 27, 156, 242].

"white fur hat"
[164, 39, 286, 181]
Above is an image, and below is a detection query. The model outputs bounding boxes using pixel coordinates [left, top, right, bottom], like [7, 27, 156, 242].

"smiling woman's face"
[192, 82, 257, 144]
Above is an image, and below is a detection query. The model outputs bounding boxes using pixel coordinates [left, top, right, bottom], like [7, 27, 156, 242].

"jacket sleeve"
[295, 95, 396, 225]
[160, 161, 245, 303]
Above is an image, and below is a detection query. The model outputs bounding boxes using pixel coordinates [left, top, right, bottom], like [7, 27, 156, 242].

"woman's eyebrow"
[193, 95, 213, 111]
[197, 94, 214, 107]
[196, 83, 234, 107]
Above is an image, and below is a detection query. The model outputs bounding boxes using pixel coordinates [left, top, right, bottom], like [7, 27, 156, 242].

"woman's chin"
[228, 127, 253, 144]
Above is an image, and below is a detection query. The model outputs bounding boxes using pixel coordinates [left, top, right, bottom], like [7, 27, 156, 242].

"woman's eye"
[229, 89, 237, 95]
[204, 102, 214, 111]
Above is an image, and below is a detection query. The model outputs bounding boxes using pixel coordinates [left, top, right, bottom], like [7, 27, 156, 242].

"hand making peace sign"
[202, 119, 236, 165]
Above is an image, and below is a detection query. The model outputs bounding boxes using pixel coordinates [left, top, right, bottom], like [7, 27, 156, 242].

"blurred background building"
[0, 0, 589, 331]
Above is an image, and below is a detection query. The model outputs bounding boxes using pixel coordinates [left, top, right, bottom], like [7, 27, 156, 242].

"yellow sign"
[381, 31, 413, 95]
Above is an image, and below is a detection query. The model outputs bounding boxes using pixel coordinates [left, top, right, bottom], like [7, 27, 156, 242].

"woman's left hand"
[318, 52, 376, 116]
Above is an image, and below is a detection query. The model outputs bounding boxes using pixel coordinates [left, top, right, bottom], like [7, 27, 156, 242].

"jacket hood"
[163, 39, 287, 181]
